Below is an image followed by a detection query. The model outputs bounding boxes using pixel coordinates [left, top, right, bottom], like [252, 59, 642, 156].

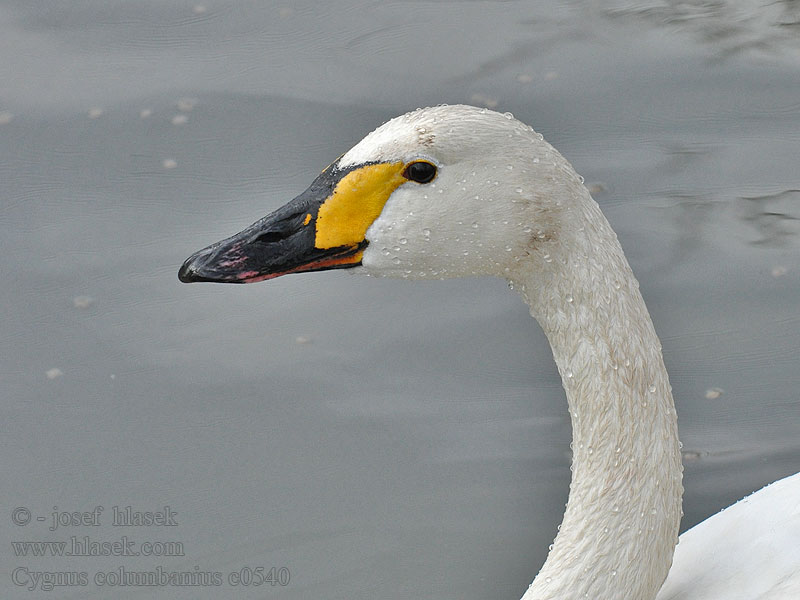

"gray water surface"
[2, 1, 799, 598]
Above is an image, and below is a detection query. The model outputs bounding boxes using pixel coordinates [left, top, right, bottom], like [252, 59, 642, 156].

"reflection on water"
[739, 189, 800, 246]
[1, 1, 799, 599]
[597, 0, 800, 59]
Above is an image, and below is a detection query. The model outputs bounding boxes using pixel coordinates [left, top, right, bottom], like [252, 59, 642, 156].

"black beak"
[178, 164, 366, 284]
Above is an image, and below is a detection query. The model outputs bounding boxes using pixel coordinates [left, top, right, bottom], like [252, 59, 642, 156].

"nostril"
[253, 230, 290, 245]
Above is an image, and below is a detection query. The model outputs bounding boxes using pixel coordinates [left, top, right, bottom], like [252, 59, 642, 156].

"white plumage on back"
[657, 474, 800, 599]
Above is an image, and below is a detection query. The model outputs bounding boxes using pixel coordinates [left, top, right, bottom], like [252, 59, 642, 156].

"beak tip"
[178, 259, 198, 283]
[178, 246, 251, 283]
[178, 248, 214, 283]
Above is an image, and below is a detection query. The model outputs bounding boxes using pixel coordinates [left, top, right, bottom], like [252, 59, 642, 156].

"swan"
[179, 105, 800, 599]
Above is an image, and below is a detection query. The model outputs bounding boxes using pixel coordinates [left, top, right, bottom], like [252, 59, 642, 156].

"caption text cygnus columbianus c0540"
[179, 105, 800, 600]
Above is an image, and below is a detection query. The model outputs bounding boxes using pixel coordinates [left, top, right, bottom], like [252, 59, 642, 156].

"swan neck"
[515, 198, 683, 600]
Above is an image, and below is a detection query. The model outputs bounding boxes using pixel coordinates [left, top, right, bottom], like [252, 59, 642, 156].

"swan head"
[179, 105, 586, 284]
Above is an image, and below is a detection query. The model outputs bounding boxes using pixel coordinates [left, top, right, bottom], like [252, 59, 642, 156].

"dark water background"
[2, 1, 799, 598]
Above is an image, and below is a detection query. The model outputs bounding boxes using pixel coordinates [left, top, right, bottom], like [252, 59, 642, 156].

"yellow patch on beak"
[315, 162, 406, 249]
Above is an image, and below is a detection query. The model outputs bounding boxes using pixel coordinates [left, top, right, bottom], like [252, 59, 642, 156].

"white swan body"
[658, 472, 800, 599]
[180, 105, 800, 599]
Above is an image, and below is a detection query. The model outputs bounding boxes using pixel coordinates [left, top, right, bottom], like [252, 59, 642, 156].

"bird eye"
[403, 161, 437, 184]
